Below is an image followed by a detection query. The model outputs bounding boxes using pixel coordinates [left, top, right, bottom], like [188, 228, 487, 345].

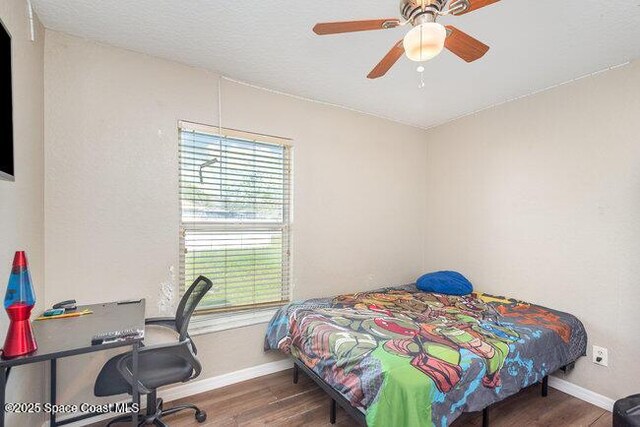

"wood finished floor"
[95, 369, 612, 426]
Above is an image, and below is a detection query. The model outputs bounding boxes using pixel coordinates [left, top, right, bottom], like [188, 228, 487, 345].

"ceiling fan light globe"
[403, 23, 446, 62]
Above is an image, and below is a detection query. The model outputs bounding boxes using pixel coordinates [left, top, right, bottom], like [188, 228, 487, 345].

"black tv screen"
[0, 18, 13, 181]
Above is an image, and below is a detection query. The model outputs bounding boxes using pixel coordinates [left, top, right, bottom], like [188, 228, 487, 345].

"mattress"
[264, 285, 587, 427]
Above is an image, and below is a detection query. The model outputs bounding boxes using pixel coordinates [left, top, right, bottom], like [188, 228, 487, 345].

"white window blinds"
[179, 121, 292, 314]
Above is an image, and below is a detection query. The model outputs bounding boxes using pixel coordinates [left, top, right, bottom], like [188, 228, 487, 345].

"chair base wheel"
[195, 410, 207, 423]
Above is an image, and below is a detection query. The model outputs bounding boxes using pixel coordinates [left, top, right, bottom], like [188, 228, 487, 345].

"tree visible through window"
[179, 122, 292, 313]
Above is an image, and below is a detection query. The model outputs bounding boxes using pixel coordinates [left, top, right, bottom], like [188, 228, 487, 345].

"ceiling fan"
[313, 0, 499, 79]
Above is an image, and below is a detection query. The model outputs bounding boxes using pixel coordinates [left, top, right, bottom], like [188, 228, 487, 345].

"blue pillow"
[416, 271, 473, 296]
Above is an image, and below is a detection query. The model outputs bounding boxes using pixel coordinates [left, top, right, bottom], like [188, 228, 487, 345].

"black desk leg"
[482, 407, 489, 427]
[50, 359, 57, 427]
[293, 363, 299, 384]
[131, 341, 140, 427]
[0, 366, 7, 427]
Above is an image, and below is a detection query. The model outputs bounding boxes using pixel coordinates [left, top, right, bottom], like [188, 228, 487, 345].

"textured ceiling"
[31, 0, 640, 129]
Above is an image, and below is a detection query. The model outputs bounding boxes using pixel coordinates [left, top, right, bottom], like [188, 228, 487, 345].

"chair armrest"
[186, 333, 198, 355]
[116, 339, 202, 394]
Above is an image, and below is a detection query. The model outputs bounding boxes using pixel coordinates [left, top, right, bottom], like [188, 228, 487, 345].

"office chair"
[94, 276, 213, 426]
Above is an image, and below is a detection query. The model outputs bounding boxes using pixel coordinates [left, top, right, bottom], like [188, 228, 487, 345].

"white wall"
[43, 31, 427, 406]
[422, 60, 640, 400]
[0, 0, 45, 425]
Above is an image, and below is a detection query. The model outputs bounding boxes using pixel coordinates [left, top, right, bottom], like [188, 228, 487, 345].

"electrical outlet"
[593, 345, 608, 367]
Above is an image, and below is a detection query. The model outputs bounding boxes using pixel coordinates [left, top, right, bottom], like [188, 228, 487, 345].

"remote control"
[91, 328, 144, 345]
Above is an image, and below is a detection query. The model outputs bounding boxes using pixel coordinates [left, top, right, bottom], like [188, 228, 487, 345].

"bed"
[264, 285, 587, 427]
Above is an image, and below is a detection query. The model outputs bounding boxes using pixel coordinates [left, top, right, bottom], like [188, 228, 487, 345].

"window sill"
[188, 308, 278, 335]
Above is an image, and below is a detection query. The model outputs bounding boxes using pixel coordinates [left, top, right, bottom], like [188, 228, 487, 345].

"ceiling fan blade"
[444, 26, 490, 62]
[313, 19, 401, 35]
[450, 0, 500, 15]
[367, 40, 405, 79]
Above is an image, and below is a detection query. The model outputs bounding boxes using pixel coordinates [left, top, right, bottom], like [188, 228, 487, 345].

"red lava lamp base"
[2, 302, 37, 359]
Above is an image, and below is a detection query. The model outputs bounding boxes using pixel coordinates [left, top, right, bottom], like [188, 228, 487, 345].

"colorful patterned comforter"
[264, 285, 587, 427]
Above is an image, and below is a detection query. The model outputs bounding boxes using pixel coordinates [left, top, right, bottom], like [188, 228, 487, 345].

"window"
[179, 121, 292, 317]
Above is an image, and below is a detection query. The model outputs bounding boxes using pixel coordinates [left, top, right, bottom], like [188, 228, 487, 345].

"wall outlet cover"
[593, 345, 608, 367]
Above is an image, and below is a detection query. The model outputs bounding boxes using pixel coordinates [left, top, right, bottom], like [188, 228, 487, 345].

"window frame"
[178, 120, 293, 331]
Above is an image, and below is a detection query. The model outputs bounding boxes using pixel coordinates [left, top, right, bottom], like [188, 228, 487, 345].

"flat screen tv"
[0, 18, 13, 181]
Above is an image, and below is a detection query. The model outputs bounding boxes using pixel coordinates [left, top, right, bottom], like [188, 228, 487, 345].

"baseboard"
[159, 359, 292, 403]
[549, 376, 615, 412]
[44, 359, 292, 427]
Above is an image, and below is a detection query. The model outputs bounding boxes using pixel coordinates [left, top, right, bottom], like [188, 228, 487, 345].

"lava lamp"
[2, 251, 37, 359]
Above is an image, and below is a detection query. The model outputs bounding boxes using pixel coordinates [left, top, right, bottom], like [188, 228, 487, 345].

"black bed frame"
[292, 358, 576, 426]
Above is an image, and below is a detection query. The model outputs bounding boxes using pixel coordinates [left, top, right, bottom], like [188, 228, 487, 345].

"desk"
[0, 300, 145, 427]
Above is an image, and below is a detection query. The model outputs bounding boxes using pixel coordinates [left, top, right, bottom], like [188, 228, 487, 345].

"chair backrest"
[175, 276, 213, 341]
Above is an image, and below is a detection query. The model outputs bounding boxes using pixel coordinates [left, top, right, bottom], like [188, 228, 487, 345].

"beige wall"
[0, 0, 45, 425]
[422, 60, 640, 400]
[43, 31, 427, 406]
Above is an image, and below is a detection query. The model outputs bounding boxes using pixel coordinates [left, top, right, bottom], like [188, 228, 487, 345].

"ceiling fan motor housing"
[400, 0, 448, 25]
